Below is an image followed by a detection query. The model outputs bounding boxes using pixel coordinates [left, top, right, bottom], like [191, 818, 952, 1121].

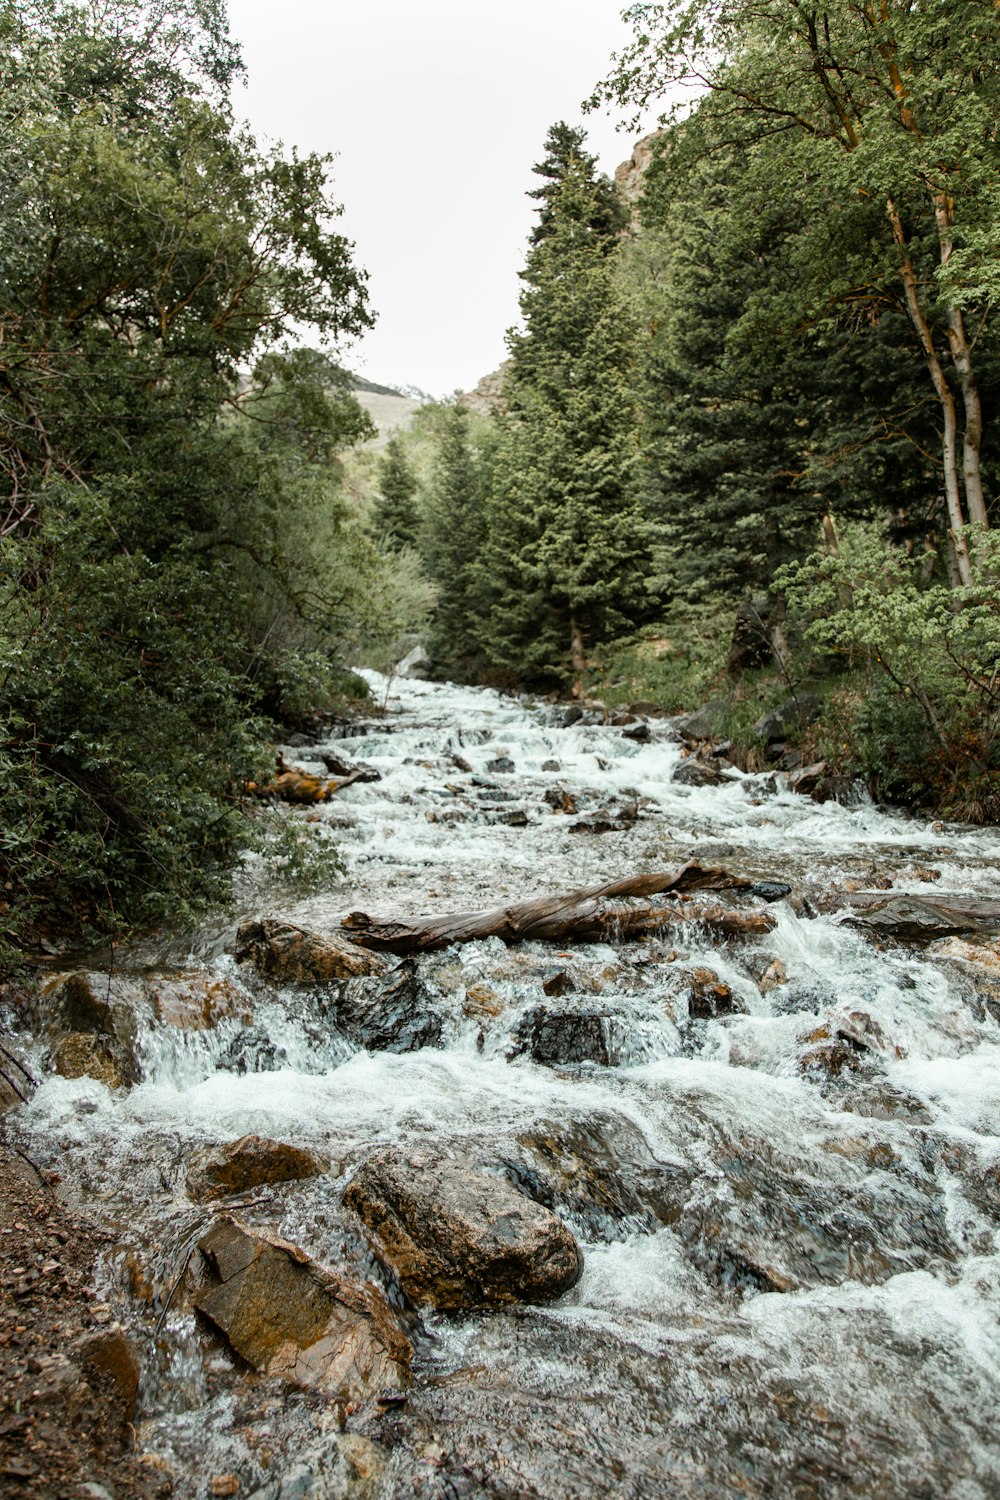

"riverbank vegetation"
[401, 1, 999, 821]
[0, 0, 422, 957]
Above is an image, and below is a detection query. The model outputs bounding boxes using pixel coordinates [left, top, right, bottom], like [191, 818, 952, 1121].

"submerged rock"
[186, 1135, 329, 1201]
[684, 967, 745, 1020]
[194, 1218, 411, 1400]
[343, 1146, 583, 1309]
[145, 970, 252, 1031]
[235, 919, 389, 984]
[246, 1434, 390, 1500]
[511, 1003, 623, 1067]
[673, 757, 724, 788]
[844, 897, 987, 942]
[338, 960, 443, 1053]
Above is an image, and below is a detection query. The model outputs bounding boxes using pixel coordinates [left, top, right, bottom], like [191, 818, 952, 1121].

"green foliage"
[420, 404, 493, 677]
[372, 434, 421, 549]
[477, 127, 651, 684]
[0, 0, 386, 954]
[585, 605, 733, 713]
[780, 525, 1000, 817]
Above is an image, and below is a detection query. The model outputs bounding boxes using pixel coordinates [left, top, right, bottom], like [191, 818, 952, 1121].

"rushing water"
[12, 673, 1000, 1498]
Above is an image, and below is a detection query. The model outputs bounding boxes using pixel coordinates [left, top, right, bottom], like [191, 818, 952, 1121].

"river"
[11, 672, 1000, 1498]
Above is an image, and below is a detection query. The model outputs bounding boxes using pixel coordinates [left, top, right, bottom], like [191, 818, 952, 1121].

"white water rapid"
[12, 673, 1000, 1498]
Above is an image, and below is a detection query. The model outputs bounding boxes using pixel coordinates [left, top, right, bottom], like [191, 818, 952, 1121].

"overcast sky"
[230, 1, 653, 397]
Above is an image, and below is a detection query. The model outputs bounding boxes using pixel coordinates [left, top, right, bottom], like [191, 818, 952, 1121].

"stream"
[9, 671, 1000, 1499]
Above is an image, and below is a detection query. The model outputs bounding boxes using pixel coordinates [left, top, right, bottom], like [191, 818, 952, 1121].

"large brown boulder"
[193, 1218, 410, 1402]
[145, 970, 252, 1030]
[343, 1147, 583, 1309]
[186, 1135, 329, 1202]
[39, 971, 141, 1086]
[235, 919, 389, 984]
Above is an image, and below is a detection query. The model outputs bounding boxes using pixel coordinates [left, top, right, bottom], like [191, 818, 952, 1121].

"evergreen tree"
[481, 126, 650, 685]
[421, 404, 491, 676]
[372, 434, 421, 549]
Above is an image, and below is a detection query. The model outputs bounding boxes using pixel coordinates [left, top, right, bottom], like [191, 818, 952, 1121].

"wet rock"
[483, 806, 530, 827]
[73, 1330, 141, 1429]
[787, 761, 829, 797]
[194, 1218, 411, 1400]
[235, 919, 389, 984]
[508, 1118, 691, 1242]
[541, 970, 576, 998]
[511, 1003, 623, 1067]
[541, 759, 561, 772]
[343, 1146, 583, 1309]
[319, 752, 381, 782]
[186, 1135, 329, 1202]
[543, 786, 577, 814]
[337, 960, 443, 1053]
[758, 959, 788, 995]
[39, 972, 140, 1086]
[486, 755, 515, 774]
[396, 645, 430, 678]
[621, 720, 650, 743]
[0, 1041, 35, 1111]
[753, 694, 821, 743]
[145, 970, 252, 1031]
[463, 982, 504, 1019]
[53, 1034, 130, 1090]
[685, 967, 744, 1020]
[215, 1027, 286, 1075]
[246, 1434, 389, 1500]
[748, 880, 793, 903]
[449, 752, 473, 774]
[568, 800, 638, 835]
[673, 757, 723, 788]
[845, 897, 985, 942]
[674, 700, 728, 743]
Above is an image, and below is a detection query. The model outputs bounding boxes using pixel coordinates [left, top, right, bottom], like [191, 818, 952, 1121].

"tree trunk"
[885, 195, 973, 585]
[932, 190, 989, 529]
[569, 613, 586, 698]
[339, 863, 773, 954]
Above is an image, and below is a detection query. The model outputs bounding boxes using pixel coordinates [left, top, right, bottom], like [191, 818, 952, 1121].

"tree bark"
[569, 613, 586, 699]
[885, 195, 973, 585]
[932, 190, 989, 529]
[339, 863, 775, 954]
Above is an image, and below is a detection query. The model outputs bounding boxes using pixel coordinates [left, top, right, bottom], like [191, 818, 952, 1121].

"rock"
[541, 759, 561, 772]
[568, 801, 638, 835]
[621, 720, 650, 743]
[396, 645, 429, 678]
[486, 755, 515, 774]
[508, 1117, 691, 1242]
[674, 700, 728, 743]
[145, 970, 252, 1031]
[788, 760, 829, 796]
[186, 1135, 329, 1202]
[39, 972, 140, 1086]
[752, 694, 821, 742]
[320, 752, 381, 782]
[337, 961, 443, 1053]
[194, 1218, 411, 1400]
[484, 806, 529, 827]
[543, 786, 577, 814]
[74, 1330, 141, 1429]
[235, 919, 389, 984]
[511, 1004, 622, 1067]
[0, 1041, 34, 1112]
[845, 897, 986, 942]
[463, 982, 504, 1019]
[53, 1034, 130, 1090]
[758, 959, 789, 996]
[343, 1146, 583, 1309]
[685, 967, 744, 1020]
[246, 1434, 390, 1500]
[673, 757, 723, 788]
[449, 752, 473, 774]
[541, 970, 576, 998]
[215, 1027, 286, 1075]
[748, 880, 792, 903]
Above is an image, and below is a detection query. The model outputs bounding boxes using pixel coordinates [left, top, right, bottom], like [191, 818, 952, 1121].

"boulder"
[39, 972, 140, 1086]
[673, 700, 728, 743]
[186, 1135, 329, 1202]
[343, 1146, 583, 1309]
[320, 752, 381, 782]
[486, 755, 515, 774]
[337, 961, 443, 1053]
[845, 897, 986, 942]
[685, 967, 744, 1020]
[246, 1434, 390, 1500]
[673, 758, 724, 788]
[747, 880, 792, 903]
[752, 693, 821, 743]
[395, 645, 430, 679]
[194, 1218, 411, 1400]
[511, 1004, 622, 1066]
[145, 970, 252, 1031]
[235, 919, 389, 984]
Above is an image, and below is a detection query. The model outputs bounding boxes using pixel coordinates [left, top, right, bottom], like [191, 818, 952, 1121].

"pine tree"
[481, 125, 650, 686]
[372, 434, 420, 548]
[421, 404, 491, 676]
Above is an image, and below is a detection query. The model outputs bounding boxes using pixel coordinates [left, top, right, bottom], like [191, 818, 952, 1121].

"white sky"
[229, 1, 653, 397]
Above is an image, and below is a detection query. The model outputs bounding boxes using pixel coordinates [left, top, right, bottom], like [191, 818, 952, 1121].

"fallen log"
[340, 863, 771, 955]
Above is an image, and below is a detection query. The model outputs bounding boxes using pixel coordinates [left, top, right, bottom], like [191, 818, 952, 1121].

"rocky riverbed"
[3, 672, 1000, 1498]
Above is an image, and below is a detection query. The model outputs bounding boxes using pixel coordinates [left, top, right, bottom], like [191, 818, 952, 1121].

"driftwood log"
[340, 863, 774, 955]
